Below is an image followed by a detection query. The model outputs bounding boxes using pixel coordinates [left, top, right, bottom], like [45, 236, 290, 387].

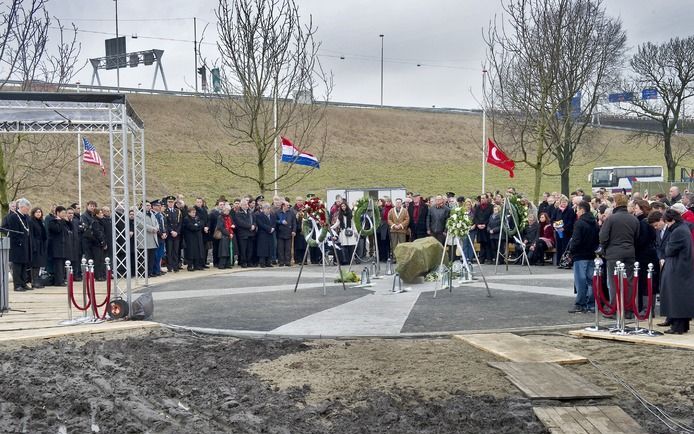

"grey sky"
[51, 0, 694, 109]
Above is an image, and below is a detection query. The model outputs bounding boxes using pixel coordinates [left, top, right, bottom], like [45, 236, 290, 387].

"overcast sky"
[51, 0, 694, 109]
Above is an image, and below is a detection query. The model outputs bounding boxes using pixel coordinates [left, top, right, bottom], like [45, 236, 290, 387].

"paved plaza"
[150, 264, 595, 337]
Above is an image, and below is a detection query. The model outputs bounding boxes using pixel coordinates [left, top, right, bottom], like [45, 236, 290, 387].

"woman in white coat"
[331, 202, 358, 265]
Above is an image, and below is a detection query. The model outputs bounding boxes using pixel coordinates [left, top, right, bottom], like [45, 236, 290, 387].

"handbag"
[344, 228, 354, 237]
[213, 228, 223, 240]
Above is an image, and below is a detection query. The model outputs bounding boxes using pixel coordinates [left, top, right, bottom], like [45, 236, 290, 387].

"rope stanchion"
[89, 258, 112, 319]
[645, 263, 663, 337]
[631, 262, 651, 324]
[585, 259, 609, 331]
[594, 262, 617, 317]
[69, 266, 92, 312]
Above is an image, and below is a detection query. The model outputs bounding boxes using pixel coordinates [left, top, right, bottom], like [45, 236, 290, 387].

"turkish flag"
[486, 138, 515, 178]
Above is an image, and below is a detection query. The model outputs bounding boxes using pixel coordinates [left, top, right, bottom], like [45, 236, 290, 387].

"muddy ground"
[0, 328, 692, 433]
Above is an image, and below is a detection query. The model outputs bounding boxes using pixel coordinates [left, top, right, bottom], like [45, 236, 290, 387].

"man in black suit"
[408, 194, 429, 240]
[162, 195, 183, 273]
[233, 198, 256, 268]
[7, 198, 32, 291]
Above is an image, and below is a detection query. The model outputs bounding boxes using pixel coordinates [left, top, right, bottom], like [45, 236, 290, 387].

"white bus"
[589, 166, 663, 194]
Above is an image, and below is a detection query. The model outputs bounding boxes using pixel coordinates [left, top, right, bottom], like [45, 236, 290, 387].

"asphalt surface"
[147, 264, 584, 337]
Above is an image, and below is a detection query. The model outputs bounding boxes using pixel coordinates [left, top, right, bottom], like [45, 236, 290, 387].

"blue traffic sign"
[642, 88, 658, 100]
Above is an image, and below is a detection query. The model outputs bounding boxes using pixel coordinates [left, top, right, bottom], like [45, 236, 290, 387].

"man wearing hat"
[163, 195, 183, 272]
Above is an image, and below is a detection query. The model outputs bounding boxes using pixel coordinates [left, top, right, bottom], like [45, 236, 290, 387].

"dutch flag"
[281, 136, 320, 168]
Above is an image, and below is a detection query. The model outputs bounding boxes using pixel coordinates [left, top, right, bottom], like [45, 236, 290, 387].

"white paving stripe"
[467, 281, 573, 297]
[270, 288, 421, 336]
[152, 283, 343, 301]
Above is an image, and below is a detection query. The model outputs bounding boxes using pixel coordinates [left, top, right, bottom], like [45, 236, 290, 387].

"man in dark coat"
[568, 201, 599, 313]
[473, 196, 493, 263]
[599, 193, 639, 307]
[659, 209, 694, 334]
[408, 194, 429, 241]
[6, 198, 32, 291]
[255, 204, 276, 267]
[233, 199, 256, 268]
[28, 207, 47, 288]
[292, 197, 307, 265]
[275, 201, 296, 266]
[182, 207, 205, 271]
[80, 201, 98, 263]
[48, 206, 72, 286]
[194, 197, 211, 268]
[163, 196, 183, 273]
[66, 207, 82, 281]
[208, 199, 223, 267]
[427, 195, 450, 245]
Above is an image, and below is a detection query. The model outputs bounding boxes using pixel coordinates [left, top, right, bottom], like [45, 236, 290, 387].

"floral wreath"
[446, 206, 473, 238]
[503, 194, 529, 237]
[353, 197, 381, 236]
[301, 197, 329, 247]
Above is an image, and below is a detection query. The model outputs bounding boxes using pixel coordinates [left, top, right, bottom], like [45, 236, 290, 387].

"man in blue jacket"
[569, 201, 600, 313]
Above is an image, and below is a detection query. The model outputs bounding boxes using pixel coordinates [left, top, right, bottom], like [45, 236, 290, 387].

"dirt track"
[0, 328, 692, 433]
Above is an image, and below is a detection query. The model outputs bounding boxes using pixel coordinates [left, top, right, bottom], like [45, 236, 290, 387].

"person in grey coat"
[659, 209, 694, 334]
[598, 193, 639, 307]
[427, 195, 450, 245]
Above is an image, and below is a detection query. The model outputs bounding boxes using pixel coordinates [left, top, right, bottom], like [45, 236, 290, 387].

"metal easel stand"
[495, 196, 532, 275]
[369, 198, 383, 279]
[293, 219, 347, 296]
[434, 233, 491, 298]
[347, 199, 377, 273]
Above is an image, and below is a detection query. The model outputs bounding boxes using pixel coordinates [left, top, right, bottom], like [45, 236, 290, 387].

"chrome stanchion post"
[615, 262, 628, 335]
[65, 260, 72, 321]
[585, 258, 606, 331]
[81, 258, 88, 318]
[630, 262, 644, 334]
[87, 259, 95, 319]
[646, 263, 663, 337]
[105, 257, 111, 275]
[385, 257, 394, 276]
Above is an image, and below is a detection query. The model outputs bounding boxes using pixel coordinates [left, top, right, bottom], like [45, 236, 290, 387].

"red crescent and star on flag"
[486, 138, 515, 178]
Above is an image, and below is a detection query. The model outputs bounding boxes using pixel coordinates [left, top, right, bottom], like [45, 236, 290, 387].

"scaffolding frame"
[0, 92, 147, 314]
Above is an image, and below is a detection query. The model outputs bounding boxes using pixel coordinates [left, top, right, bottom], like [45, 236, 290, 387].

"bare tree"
[0, 0, 82, 214]
[486, 0, 625, 200]
[485, 0, 565, 202]
[545, 0, 625, 195]
[623, 36, 694, 181]
[205, 0, 332, 195]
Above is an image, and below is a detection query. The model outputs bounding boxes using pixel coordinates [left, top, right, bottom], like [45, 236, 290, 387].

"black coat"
[569, 213, 599, 262]
[292, 206, 307, 251]
[635, 214, 660, 295]
[552, 206, 576, 237]
[182, 215, 205, 260]
[473, 204, 493, 243]
[255, 212, 276, 258]
[659, 221, 694, 318]
[275, 210, 296, 240]
[233, 209, 256, 240]
[195, 206, 211, 242]
[599, 206, 640, 260]
[216, 215, 234, 258]
[69, 218, 81, 264]
[48, 218, 72, 260]
[488, 213, 502, 241]
[521, 222, 539, 245]
[208, 208, 220, 242]
[90, 217, 108, 249]
[163, 207, 183, 236]
[6, 211, 30, 264]
[29, 217, 48, 267]
[408, 203, 429, 237]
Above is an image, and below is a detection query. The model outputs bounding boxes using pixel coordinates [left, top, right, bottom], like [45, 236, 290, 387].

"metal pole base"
[645, 330, 664, 337]
[584, 325, 609, 332]
[628, 327, 649, 335]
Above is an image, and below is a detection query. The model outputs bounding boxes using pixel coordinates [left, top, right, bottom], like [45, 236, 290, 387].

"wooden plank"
[454, 333, 587, 364]
[554, 407, 600, 434]
[575, 406, 623, 433]
[534, 406, 645, 434]
[597, 406, 647, 434]
[570, 328, 694, 351]
[489, 362, 611, 400]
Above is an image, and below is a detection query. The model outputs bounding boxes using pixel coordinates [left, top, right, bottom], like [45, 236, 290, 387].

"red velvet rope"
[93, 269, 111, 309]
[89, 270, 109, 320]
[632, 273, 652, 321]
[69, 269, 91, 311]
[593, 273, 617, 316]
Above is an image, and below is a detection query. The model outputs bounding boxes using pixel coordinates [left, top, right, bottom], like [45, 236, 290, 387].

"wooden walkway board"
[489, 362, 611, 400]
[454, 333, 587, 364]
[570, 329, 694, 351]
[533, 406, 647, 434]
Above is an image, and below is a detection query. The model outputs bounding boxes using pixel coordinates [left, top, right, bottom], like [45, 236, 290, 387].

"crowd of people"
[3, 185, 692, 332]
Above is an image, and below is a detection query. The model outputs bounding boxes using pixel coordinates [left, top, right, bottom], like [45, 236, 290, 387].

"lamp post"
[379, 34, 384, 106]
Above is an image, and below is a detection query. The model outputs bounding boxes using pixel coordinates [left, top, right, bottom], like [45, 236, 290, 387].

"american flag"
[82, 137, 106, 176]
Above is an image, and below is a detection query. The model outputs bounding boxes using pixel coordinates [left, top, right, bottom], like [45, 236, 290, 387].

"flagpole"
[77, 133, 82, 208]
[481, 68, 487, 195]
[273, 76, 278, 197]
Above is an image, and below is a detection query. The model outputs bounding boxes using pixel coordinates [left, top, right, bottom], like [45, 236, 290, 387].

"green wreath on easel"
[301, 196, 329, 248]
[302, 219, 329, 248]
[353, 197, 381, 236]
[502, 195, 529, 237]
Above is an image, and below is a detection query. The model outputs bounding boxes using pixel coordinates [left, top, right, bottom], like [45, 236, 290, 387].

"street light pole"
[379, 34, 384, 106]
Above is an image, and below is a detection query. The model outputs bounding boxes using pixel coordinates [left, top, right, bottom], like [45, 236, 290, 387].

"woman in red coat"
[528, 212, 555, 265]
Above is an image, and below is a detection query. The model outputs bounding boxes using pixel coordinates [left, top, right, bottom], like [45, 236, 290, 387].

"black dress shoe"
[187, 266, 195, 271]
[14, 287, 27, 292]
[32, 284, 45, 289]
[657, 321, 671, 327]
[664, 329, 683, 335]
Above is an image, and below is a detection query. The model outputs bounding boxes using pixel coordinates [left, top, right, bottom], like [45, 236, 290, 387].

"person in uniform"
[163, 195, 183, 273]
